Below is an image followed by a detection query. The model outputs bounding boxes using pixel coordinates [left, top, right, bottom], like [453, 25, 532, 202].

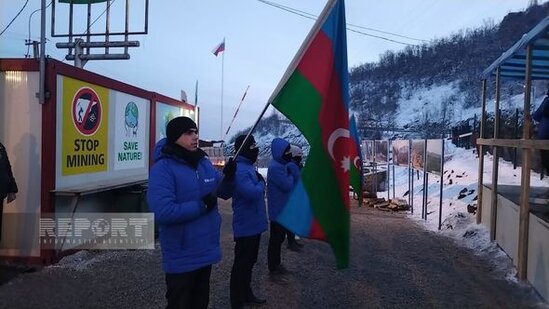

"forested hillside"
[229, 2, 549, 163]
[350, 2, 549, 138]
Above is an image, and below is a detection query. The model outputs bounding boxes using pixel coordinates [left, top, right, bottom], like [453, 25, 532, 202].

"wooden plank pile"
[363, 196, 410, 211]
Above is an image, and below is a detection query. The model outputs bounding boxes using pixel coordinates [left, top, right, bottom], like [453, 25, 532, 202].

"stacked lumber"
[363, 197, 410, 211]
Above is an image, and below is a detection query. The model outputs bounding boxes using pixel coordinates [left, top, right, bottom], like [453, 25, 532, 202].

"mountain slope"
[229, 3, 549, 165]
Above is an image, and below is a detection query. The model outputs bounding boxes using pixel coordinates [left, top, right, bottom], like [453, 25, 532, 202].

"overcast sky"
[0, 0, 540, 140]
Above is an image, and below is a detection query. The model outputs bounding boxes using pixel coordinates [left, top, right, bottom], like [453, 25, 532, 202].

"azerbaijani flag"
[273, 0, 350, 268]
[349, 114, 364, 205]
[212, 39, 225, 57]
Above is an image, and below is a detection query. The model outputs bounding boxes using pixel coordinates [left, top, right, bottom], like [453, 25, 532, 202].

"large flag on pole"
[212, 39, 225, 57]
[272, 0, 350, 268]
[349, 114, 364, 204]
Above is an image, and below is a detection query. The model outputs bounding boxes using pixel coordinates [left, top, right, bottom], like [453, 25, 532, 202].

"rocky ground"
[0, 199, 546, 308]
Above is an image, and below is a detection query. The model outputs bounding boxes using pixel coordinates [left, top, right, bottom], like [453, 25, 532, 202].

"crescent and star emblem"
[327, 128, 351, 172]
[353, 156, 361, 169]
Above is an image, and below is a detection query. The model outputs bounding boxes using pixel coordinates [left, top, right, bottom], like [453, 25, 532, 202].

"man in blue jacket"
[533, 86, 549, 178]
[230, 134, 268, 309]
[266, 138, 300, 284]
[147, 116, 236, 309]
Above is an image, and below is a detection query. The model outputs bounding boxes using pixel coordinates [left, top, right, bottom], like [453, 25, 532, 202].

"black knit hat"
[234, 134, 255, 152]
[166, 116, 197, 144]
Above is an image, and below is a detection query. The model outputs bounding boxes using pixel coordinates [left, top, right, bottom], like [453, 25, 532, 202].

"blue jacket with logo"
[147, 138, 232, 274]
[231, 156, 268, 237]
[267, 138, 300, 221]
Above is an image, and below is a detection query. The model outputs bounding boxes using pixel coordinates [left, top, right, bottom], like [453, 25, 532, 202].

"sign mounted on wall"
[55, 75, 150, 190]
[113, 92, 148, 171]
[61, 78, 109, 176]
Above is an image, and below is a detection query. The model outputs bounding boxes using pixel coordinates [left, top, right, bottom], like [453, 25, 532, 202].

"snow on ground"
[380, 140, 549, 282]
[263, 144, 549, 285]
[395, 83, 546, 130]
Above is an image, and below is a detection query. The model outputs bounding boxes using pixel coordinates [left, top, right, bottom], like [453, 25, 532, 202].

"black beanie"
[234, 134, 255, 152]
[166, 116, 197, 144]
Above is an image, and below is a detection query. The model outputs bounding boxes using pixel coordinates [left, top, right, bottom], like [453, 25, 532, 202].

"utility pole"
[38, 0, 46, 105]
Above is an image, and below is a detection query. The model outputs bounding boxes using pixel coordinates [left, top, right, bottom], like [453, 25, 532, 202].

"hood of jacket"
[271, 137, 290, 163]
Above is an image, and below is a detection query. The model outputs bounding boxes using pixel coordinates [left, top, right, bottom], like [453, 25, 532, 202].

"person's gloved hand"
[6, 193, 16, 204]
[256, 171, 265, 183]
[223, 158, 236, 179]
[201, 192, 217, 212]
[287, 162, 300, 176]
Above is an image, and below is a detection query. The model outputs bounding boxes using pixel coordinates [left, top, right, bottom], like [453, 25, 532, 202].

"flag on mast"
[212, 39, 225, 56]
[271, 0, 351, 268]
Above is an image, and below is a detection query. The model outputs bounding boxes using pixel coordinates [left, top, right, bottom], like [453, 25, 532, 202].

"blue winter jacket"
[147, 139, 233, 274]
[231, 156, 268, 238]
[533, 96, 549, 139]
[267, 138, 300, 222]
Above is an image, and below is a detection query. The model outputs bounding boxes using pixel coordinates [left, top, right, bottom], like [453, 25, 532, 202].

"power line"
[0, 0, 30, 37]
[255, 0, 427, 45]
[346, 23, 429, 43]
[347, 28, 410, 46]
[257, 0, 428, 42]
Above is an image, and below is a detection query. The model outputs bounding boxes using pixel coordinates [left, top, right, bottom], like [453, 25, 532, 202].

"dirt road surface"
[0, 199, 546, 308]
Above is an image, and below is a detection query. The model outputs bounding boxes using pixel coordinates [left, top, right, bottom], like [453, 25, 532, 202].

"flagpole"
[224, 85, 250, 140]
[221, 43, 225, 139]
[235, 0, 337, 156]
[194, 80, 198, 106]
[267, 0, 337, 105]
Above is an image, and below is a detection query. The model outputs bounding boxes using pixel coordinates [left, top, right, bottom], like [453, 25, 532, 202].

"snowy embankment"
[385, 141, 548, 282]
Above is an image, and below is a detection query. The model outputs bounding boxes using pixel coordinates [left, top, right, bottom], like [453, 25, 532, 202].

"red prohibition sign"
[72, 87, 102, 136]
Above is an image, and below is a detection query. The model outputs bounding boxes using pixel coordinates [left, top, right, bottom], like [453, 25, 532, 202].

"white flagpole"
[220, 39, 225, 139]
[235, 0, 337, 154]
[224, 85, 250, 140]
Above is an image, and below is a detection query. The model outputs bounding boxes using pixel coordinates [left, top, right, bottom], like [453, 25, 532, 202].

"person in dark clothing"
[285, 145, 305, 251]
[266, 138, 300, 284]
[147, 117, 236, 309]
[0, 142, 18, 244]
[230, 134, 268, 309]
[533, 86, 549, 178]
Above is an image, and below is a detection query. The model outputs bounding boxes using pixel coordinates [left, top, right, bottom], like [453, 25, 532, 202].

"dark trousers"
[286, 230, 297, 245]
[0, 200, 3, 243]
[230, 234, 261, 308]
[165, 265, 212, 309]
[267, 221, 286, 272]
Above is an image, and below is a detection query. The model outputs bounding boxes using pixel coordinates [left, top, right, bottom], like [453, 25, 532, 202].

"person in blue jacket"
[147, 116, 236, 309]
[533, 86, 549, 177]
[229, 134, 268, 309]
[266, 138, 300, 284]
[0, 141, 17, 244]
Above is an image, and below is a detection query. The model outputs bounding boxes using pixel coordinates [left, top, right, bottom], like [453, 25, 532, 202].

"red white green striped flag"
[273, 0, 350, 269]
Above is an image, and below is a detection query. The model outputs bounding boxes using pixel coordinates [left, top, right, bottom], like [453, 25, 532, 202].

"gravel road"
[0, 199, 546, 308]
